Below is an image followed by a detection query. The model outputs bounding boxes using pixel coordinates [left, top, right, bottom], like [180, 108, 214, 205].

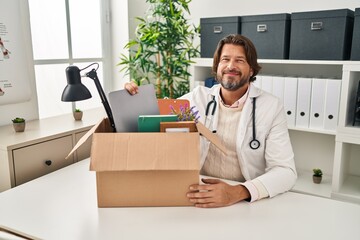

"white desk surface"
[0, 159, 359, 240]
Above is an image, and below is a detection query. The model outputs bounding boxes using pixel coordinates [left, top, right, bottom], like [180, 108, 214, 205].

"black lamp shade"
[61, 66, 92, 102]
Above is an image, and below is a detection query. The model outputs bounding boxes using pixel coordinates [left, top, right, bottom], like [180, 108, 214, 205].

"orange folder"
[157, 99, 190, 115]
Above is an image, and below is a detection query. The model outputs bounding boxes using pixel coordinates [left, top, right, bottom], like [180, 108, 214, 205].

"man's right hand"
[124, 82, 139, 95]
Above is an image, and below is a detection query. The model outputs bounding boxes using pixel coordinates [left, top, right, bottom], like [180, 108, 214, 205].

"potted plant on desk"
[12, 117, 26, 132]
[313, 168, 323, 184]
[73, 108, 83, 121]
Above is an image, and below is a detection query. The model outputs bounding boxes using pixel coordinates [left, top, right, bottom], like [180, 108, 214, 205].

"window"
[28, 0, 111, 118]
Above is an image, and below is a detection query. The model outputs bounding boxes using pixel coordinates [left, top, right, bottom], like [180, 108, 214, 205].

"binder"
[310, 78, 326, 129]
[283, 77, 298, 128]
[253, 74, 262, 89]
[272, 76, 285, 102]
[261, 75, 273, 93]
[296, 77, 312, 128]
[324, 79, 342, 130]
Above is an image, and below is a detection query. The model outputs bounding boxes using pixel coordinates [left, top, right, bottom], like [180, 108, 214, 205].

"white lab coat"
[181, 84, 297, 198]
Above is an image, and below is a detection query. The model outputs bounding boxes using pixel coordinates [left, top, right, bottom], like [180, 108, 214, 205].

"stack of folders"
[256, 75, 342, 131]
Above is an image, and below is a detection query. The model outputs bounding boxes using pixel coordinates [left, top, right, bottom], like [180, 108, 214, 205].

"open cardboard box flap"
[66, 118, 227, 169]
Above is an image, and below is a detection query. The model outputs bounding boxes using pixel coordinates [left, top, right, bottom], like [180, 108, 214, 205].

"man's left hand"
[186, 178, 250, 208]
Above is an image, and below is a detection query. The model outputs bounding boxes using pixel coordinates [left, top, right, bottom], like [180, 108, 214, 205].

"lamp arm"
[86, 69, 116, 132]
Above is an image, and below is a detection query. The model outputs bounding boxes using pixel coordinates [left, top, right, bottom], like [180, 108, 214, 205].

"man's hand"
[124, 82, 139, 95]
[187, 178, 250, 208]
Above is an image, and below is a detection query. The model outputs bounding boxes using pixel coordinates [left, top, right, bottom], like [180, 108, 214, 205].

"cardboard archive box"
[351, 8, 360, 60]
[289, 9, 354, 60]
[200, 16, 241, 58]
[241, 13, 291, 59]
[67, 118, 226, 207]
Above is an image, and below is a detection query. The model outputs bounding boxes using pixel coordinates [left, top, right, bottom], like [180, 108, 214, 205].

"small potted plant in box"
[313, 168, 323, 184]
[12, 117, 26, 132]
[73, 108, 83, 121]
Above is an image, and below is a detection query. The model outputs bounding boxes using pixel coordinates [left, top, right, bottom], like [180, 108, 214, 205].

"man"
[125, 34, 297, 208]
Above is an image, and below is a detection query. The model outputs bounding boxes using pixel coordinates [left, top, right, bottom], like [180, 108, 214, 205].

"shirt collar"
[219, 85, 250, 109]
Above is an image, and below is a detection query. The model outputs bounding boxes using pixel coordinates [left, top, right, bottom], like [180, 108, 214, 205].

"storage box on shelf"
[289, 9, 354, 60]
[200, 16, 241, 58]
[241, 13, 291, 59]
[0, 108, 104, 192]
[190, 58, 360, 203]
[351, 8, 360, 60]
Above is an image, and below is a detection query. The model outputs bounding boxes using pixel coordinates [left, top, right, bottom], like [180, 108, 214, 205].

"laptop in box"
[108, 84, 160, 132]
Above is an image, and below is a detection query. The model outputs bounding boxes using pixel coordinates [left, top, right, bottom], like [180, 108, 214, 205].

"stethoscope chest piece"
[250, 139, 260, 150]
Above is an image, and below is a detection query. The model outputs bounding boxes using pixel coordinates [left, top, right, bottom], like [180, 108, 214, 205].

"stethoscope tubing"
[205, 94, 260, 150]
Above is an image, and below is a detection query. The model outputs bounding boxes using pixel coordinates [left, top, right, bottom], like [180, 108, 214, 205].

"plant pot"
[73, 111, 83, 121]
[313, 175, 322, 184]
[13, 122, 26, 132]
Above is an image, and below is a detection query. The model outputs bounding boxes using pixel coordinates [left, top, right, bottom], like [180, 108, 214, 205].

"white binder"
[323, 79, 342, 131]
[261, 75, 273, 94]
[296, 77, 312, 128]
[253, 75, 262, 89]
[272, 76, 285, 102]
[283, 77, 298, 128]
[310, 78, 326, 129]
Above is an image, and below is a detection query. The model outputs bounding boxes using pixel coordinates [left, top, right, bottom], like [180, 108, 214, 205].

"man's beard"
[217, 70, 249, 91]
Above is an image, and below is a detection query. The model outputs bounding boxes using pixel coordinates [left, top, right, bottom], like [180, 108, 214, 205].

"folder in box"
[157, 99, 190, 115]
[138, 115, 178, 132]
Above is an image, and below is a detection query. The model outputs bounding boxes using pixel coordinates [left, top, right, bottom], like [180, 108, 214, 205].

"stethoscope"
[205, 95, 260, 150]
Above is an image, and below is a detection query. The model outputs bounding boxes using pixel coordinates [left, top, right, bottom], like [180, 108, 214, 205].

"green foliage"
[12, 117, 25, 123]
[117, 0, 200, 99]
[74, 108, 82, 112]
[313, 168, 323, 177]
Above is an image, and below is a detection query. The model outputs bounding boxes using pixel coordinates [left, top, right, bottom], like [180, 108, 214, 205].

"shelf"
[289, 126, 336, 136]
[332, 175, 360, 204]
[336, 126, 360, 144]
[291, 170, 332, 198]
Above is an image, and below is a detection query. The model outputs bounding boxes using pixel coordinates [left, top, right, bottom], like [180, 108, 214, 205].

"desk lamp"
[61, 63, 116, 132]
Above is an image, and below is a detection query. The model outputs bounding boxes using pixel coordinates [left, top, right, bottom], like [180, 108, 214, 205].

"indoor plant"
[12, 117, 26, 132]
[118, 0, 200, 99]
[313, 168, 323, 184]
[73, 108, 83, 121]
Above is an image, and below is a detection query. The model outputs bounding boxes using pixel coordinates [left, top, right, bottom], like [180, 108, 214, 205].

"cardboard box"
[68, 119, 226, 207]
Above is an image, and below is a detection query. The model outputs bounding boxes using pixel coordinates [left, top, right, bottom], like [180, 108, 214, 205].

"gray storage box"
[241, 13, 291, 59]
[351, 8, 360, 60]
[289, 9, 354, 60]
[200, 17, 241, 58]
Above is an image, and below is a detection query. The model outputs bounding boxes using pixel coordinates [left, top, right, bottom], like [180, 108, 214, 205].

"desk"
[0, 159, 359, 240]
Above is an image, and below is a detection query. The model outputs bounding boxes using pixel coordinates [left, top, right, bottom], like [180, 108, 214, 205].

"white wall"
[128, 0, 359, 48]
[0, 1, 38, 126]
[110, 0, 130, 91]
